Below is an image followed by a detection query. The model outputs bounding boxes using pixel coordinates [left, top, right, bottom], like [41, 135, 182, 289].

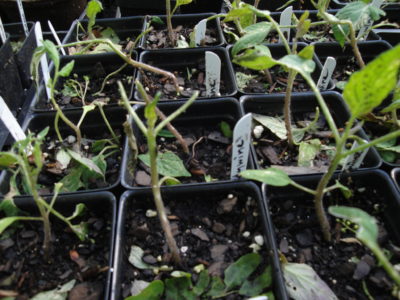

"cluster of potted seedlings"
[0, 0, 399, 299]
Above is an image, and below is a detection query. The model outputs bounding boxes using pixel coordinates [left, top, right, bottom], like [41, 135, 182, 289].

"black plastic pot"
[180, 0, 224, 13]
[0, 107, 126, 196]
[31, 52, 137, 113]
[63, 16, 145, 56]
[391, 168, 400, 194]
[111, 181, 288, 300]
[139, 13, 224, 50]
[314, 40, 392, 91]
[116, 0, 176, 16]
[262, 169, 400, 298]
[4, 22, 36, 89]
[228, 43, 334, 96]
[135, 47, 236, 100]
[242, 0, 316, 11]
[240, 91, 382, 174]
[121, 98, 254, 190]
[1, 191, 116, 300]
[373, 29, 400, 47]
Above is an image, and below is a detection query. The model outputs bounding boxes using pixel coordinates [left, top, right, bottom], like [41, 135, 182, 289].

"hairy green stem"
[97, 103, 120, 145]
[94, 63, 127, 96]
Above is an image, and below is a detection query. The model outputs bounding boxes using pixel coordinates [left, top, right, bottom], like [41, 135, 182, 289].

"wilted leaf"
[125, 280, 164, 300]
[224, 253, 261, 290]
[298, 139, 321, 167]
[56, 149, 71, 170]
[30, 279, 76, 300]
[139, 151, 191, 177]
[283, 263, 338, 300]
[70, 222, 88, 241]
[128, 245, 154, 270]
[253, 114, 286, 140]
[59, 167, 84, 192]
[67, 203, 86, 221]
[67, 149, 103, 176]
[241, 168, 292, 186]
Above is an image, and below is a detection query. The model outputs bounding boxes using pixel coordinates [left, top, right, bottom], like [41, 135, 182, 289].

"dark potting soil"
[270, 179, 399, 299]
[139, 61, 227, 100]
[252, 110, 337, 172]
[234, 65, 310, 94]
[120, 190, 270, 299]
[37, 63, 133, 110]
[28, 131, 121, 194]
[0, 209, 111, 299]
[330, 57, 359, 90]
[133, 125, 232, 186]
[144, 25, 219, 49]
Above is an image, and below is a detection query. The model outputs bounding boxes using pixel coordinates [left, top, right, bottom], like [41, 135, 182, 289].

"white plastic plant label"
[230, 113, 252, 179]
[0, 96, 26, 141]
[0, 17, 6, 44]
[317, 57, 336, 90]
[205, 51, 221, 97]
[35, 22, 51, 101]
[16, 0, 29, 37]
[48, 20, 66, 55]
[341, 140, 369, 171]
[194, 19, 207, 46]
[115, 6, 121, 18]
[279, 6, 292, 43]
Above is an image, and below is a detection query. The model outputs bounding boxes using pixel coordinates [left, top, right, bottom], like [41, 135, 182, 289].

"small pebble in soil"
[180, 246, 188, 253]
[253, 125, 264, 139]
[67, 135, 76, 144]
[254, 235, 264, 246]
[249, 243, 261, 252]
[145, 209, 157, 218]
[242, 231, 250, 238]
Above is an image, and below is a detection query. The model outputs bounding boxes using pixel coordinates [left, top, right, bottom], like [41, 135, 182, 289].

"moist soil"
[234, 65, 310, 94]
[37, 63, 133, 110]
[269, 177, 399, 299]
[138, 60, 227, 100]
[132, 124, 232, 186]
[20, 131, 121, 194]
[144, 25, 219, 49]
[0, 208, 111, 300]
[252, 110, 335, 173]
[120, 189, 271, 299]
[330, 57, 359, 90]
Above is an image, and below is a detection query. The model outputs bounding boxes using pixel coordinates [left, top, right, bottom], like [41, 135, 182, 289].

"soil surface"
[234, 65, 311, 94]
[138, 60, 227, 100]
[269, 177, 400, 299]
[132, 124, 232, 186]
[0, 207, 111, 299]
[37, 62, 133, 110]
[120, 189, 271, 299]
[329, 57, 359, 90]
[144, 25, 219, 49]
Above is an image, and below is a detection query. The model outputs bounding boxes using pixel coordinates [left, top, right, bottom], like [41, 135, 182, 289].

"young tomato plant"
[165, 0, 193, 46]
[0, 129, 88, 260]
[241, 45, 400, 242]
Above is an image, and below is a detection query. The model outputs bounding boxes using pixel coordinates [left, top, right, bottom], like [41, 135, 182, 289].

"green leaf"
[138, 151, 191, 177]
[31, 280, 76, 300]
[0, 217, 22, 235]
[91, 139, 110, 152]
[70, 222, 88, 241]
[158, 129, 175, 138]
[43, 40, 60, 70]
[298, 139, 321, 167]
[163, 177, 181, 186]
[296, 11, 311, 38]
[224, 253, 261, 290]
[379, 150, 397, 163]
[165, 276, 196, 300]
[151, 16, 164, 25]
[0, 153, 18, 168]
[193, 270, 210, 296]
[231, 22, 272, 56]
[173, 0, 193, 14]
[224, 6, 254, 29]
[125, 280, 164, 300]
[241, 168, 292, 186]
[37, 127, 49, 141]
[343, 45, 400, 118]
[0, 195, 19, 217]
[128, 245, 154, 270]
[380, 99, 400, 113]
[298, 45, 314, 60]
[376, 143, 400, 153]
[59, 167, 84, 192]
[233, 45, 276, 71]
[219, 121, 233, 138]
[67, 149, 103, 176]
[334, 180, 353, 199]
[235, 72, 256, 90]
[100, 27, 120, 44]
[205, 276, 225, 298]
[253, 114, 286, 139]
[86, 0, 103, 33]
[59, 61, 75, 77]
[239, 265, 273, 296]
[144, 98, 160, 128]
[278, 54, 316, 79]
[67, 203, 86, 221]
[283, 263, 338, 300]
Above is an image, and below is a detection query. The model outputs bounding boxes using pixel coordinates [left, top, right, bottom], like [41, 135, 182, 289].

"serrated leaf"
[241, 168, 292, 186]
[59, 61, 75, 77]
[298, 139, 321, 167]
[138, 151, 191, 177]
[30, 279, 76, 300]
[239, 265, 273, 296]
[283, 263, 338, 300]
[343, 45, 400, 118]
[232, 22, 272, 56]
[165, 276, 196, 300]
[0, 153, 18, 168]
[125, 280, 164, 300]
[128, 245, 154, 270]
[224, 253, 261, 290]
[253, 114, 286, 139]
[66, 149, 103, 176]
